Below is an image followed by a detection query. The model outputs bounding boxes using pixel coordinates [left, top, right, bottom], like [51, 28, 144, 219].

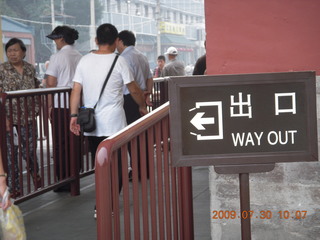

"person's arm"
[46, 75, 58, 88]
[127, 81, 148, 116]
[69, 82, 82, 136]
[0, 148, 10, 210]
[46, 75, 58, 118]
[144, 77, 153, 106]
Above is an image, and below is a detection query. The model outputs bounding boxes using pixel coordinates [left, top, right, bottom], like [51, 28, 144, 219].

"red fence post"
[180, 166, 194, 240]
[69, 132, 80, 196]
[0, 93, 8, 172]
[96, 144, 113, 240]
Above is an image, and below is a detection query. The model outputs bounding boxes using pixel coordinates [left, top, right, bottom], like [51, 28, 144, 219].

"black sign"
[169, 72, 318, 167]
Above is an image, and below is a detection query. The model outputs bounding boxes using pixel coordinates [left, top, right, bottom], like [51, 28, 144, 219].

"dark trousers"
[88, 136, 122, 193]
[123, 94, 141, 125]
[53, 108, 70, 180]
[53, 108, 81, 184]
[123, 94, 149, 179]
[6, 123, 39, 192]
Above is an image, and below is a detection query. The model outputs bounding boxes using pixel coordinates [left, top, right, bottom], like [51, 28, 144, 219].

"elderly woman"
[0, 38, 41, 197]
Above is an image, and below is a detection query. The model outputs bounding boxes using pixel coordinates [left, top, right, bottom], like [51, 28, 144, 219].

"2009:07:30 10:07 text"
[212, 210, 307, 220]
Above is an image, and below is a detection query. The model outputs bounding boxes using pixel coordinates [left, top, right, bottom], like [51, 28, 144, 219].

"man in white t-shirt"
[46, 25, 82, 191]
[69, 23, 147, 197]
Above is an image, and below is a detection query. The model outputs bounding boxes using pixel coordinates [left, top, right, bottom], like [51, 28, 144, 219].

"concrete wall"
[205, 0, 320, 239]
[205, 0, 320, 75]
[209, 161, 320, 239]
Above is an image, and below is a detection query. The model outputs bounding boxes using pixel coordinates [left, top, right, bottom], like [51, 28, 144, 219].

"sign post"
[169, 72, 318, 239]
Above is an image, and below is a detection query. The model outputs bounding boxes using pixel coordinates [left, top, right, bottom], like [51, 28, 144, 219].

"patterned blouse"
[0, 61, 39, 125]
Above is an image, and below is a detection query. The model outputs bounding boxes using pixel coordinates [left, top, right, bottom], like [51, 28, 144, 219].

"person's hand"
[139, 106, 148, 116]
[70, 117, 81, 136]
[144, 92, 153, 106]
[0, 178, 11, 210]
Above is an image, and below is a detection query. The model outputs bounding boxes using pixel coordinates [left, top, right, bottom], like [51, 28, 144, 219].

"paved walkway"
[19, 166, 211, 240]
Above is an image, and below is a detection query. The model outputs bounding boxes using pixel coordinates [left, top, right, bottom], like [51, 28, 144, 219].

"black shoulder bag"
[77, 54, 119, 132]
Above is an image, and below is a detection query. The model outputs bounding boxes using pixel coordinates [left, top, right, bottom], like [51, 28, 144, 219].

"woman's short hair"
[5, 38, 26, 53]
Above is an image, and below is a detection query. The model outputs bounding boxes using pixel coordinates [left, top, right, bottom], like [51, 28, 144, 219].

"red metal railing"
[95, 102, 194, 240]
[0, 87, 83, 202]
[0, 77, 170, 203]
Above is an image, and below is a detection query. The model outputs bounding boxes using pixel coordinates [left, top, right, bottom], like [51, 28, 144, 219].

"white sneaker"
[94, 208, 114, 219]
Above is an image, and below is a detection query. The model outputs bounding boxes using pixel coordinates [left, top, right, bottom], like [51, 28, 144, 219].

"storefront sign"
[159, 21, 185, 35]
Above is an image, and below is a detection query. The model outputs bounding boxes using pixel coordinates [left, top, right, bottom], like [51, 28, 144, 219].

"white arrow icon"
[189, 101, 224, 140]
[190, 112, 215, 130]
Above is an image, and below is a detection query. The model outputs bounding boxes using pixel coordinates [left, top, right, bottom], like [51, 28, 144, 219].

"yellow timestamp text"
[212, 210, 308, 220]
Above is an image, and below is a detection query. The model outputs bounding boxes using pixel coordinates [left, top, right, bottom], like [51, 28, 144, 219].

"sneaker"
[94, 205, 114, 219]
[128, 170, 133, 182]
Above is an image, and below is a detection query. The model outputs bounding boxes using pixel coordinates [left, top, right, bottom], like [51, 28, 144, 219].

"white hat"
[165, 46, 178, 55]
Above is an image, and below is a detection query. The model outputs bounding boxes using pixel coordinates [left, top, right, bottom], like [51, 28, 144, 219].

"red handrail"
[96, 102, 194, 240]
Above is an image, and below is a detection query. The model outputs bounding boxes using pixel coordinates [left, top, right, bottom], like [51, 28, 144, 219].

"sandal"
[11, 190, 21, 199]
[32, 173, 42, 189]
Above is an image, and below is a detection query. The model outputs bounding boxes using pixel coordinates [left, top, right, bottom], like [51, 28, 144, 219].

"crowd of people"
[0, 22, 206, 218]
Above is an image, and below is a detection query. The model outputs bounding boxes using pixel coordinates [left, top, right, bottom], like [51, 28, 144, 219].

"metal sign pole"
[215, 164, 275, 239]
[239, 173, 251, 240]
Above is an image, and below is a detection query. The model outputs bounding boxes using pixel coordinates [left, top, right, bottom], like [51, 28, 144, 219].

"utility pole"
[50, 0, 56, 54]
[156, 0, 161, 56]
[127, 1, 132, 29]
[90, 0, 96, 50]
[60, 0, 65, 18]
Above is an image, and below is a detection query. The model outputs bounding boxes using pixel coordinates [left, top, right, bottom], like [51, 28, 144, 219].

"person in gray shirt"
[161, 46, 185, 77]
[116, 30, 153, 180]
[117, 30, 153, 124]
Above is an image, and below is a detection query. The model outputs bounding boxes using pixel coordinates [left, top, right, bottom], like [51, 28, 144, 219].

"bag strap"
[94, 54, 119, 109]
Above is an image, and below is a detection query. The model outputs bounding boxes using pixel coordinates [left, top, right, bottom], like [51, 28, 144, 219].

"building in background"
[100, 0, 205, 69]
[0, 0, 205, 70]
[0, 16, 35, 65]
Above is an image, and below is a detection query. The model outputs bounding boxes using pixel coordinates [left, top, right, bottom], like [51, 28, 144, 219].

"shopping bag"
[0, 189, 26, 240]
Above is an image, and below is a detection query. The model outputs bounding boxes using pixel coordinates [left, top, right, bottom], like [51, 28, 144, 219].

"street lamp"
[50, 0, 56, 53]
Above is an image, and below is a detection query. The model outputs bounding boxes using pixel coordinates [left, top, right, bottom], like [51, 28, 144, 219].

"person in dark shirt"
[193, 41, 206, 75]
[192, 54, 206, 75]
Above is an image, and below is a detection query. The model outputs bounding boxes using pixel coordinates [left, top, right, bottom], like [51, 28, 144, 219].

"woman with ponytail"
[45, 26, 82, 191]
